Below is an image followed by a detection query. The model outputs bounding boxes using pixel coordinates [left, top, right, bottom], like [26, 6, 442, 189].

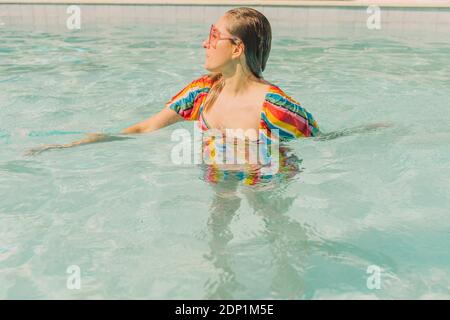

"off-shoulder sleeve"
[165, 74, 212, 121]
[262, 86, 321, 140]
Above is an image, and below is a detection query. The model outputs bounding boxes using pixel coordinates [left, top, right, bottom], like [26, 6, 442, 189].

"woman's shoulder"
[189, 73, 220, 88]
[166, 74, 213, 104]
[265, 84, 304, 110]
[263, 83, 320, 137]
[265, 84, 315, 118]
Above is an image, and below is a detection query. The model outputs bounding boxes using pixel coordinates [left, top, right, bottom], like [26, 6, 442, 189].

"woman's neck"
[220, 67, 261, 97]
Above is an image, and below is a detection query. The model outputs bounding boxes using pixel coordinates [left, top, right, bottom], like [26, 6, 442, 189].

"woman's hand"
[24, 143, 67, 156]
[24, 133, 111, 156]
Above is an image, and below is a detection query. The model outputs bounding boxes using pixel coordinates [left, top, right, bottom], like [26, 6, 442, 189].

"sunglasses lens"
[211, 36, 219, 48]
[208, 26, 213, 46]
[209, 26, 222, 48]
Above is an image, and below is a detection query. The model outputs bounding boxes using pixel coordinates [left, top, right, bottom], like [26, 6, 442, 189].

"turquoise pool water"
[1, 20, 450, 299]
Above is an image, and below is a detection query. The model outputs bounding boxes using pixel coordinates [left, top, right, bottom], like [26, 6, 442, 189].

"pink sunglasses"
[207, 24, 240, 49]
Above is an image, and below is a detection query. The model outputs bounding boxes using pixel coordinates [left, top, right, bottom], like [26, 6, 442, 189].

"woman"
[28, 7, 320, 156]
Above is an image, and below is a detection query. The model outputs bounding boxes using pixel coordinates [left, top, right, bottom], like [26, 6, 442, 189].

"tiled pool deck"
[1, 0, 449, 38]
[0, 1, 450, 8]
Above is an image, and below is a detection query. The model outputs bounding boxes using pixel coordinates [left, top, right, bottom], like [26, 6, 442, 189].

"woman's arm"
[315, 122, 393, 141]
[25, 107, 183, 156]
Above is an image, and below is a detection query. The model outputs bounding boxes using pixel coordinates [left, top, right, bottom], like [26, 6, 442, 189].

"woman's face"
[203, 16, 242, 73]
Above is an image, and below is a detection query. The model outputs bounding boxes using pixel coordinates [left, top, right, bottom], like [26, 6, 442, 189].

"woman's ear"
[231, 42, 244, 58]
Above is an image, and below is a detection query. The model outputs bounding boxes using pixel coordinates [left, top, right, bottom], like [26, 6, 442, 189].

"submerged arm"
[315, 122, 393, 141]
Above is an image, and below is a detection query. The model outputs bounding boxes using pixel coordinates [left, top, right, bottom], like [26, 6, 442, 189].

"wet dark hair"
[226, 6, 272, 78]
[204, 7, 272, 112]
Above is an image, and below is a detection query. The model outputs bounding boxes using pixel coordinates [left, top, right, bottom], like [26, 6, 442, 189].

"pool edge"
[1, 0, 450, 9]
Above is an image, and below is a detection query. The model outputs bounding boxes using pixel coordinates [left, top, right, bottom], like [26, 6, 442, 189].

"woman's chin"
[204, 65, 220, 73]
[204, 63, 213, 71]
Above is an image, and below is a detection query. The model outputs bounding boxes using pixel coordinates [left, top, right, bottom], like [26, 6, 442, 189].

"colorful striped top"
[165, 74, 321, 140]
[164, 74, 320, 186]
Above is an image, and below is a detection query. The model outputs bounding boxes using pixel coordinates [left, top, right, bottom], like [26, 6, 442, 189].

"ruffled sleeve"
[165, 74, 213, 121]
[262, 86, 321, 140]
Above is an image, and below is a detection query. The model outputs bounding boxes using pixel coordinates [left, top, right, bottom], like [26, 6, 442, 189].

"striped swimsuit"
[165, 74, 321, 185]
